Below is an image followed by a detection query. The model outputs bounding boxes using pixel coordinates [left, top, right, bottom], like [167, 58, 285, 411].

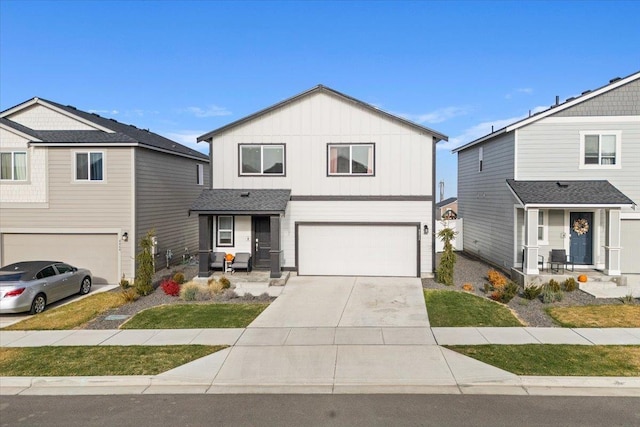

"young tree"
[436, 226, 457, 286]
[135, 229, 155, 296]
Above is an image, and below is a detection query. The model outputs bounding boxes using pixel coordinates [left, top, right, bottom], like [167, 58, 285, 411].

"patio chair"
[549, 249, 574, 274]
[209, 252, 227, 271]
[230, 252, 252, 274]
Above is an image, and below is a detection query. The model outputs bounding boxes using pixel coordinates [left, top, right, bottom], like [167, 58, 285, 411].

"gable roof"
[435, 197, 457, 208]
[454, 70, 640, 153]
[1, 98, 208, 161]
[506, 179, 635, 208]
[190, 189, 291, 215]
[197, 85, 448, 142]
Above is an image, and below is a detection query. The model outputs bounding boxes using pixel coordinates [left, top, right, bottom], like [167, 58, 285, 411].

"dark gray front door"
[253, 216, 271, 268]
[570, 212, 593, 265]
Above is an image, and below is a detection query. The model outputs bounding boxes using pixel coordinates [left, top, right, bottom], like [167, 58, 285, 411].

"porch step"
[579, 281, 640, 299]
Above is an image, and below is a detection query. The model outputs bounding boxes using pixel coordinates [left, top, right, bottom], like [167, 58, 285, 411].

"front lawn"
[2, 292, 127, 331]
[446, 344, 640, 376]
[424, 290, 522, 327]
[122, 303, 269, 329]
[0, 345, 226, 376]
[547, 305, 640, 328]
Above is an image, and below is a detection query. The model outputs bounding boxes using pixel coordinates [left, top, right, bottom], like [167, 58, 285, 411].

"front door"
[570, 212, 593, 265]
[253, 217, 271, 269]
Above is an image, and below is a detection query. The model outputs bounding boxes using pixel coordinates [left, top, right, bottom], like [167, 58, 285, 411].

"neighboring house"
[0, 98, 209, 284]
[454, 71, 639, 281]
[436, 197, 458, 219]
[192, 85, 448, 278]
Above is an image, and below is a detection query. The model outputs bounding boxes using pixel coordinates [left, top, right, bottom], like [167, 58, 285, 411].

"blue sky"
[1, 0, 639, 198]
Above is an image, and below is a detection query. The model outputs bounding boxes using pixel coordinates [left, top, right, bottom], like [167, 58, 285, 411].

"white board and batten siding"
[457, 132, 515, 268]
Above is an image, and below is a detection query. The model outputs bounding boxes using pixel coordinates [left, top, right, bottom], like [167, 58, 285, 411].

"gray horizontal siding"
[135, 149, 210, 269]
[458, 132, 515, 268]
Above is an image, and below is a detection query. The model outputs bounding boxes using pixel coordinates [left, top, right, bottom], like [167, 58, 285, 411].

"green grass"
[446, 345, 640, 376]
[3, 292, 127, 331]
[0, 345, 226, 376]
[546, 305, 640, 328]
[424, 290, 522, 327]
[122, 303, 269, 329]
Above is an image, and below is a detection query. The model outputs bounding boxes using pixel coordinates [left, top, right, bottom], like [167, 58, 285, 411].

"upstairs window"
[0, 152, 27, 181]
[328, 143, 374, 175]
[196, 164, 204, 185]
[580, 131, 621, 169]
[240, 144, 285, 175]
[478, 146, 483, 172]
[76, 152, 104, 181]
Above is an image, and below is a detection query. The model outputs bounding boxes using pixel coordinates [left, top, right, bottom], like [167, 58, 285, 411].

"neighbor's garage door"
[1, 233, 118, 284]
[297, 224, 418, 277]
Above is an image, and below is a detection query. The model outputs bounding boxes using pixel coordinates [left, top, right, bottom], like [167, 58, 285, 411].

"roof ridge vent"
[582, 90, 591, 95]
[609, 77, 621, 83]
[556, 181, 569, 188]
[240, 191, 250, 197]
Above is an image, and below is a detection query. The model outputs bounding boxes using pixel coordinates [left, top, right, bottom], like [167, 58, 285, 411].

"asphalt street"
[1, 395, 639, 427]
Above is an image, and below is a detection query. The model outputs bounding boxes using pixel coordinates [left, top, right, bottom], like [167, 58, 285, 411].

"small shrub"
[180, 283, 200, 301]
[217, 289, 238, 301]
[462, 283, 474, 292]
[120, 288, 139, 303]
[547, 279, 561, 292]
[208, 279, 225, 294]
[619, 294, 636, 305]
[135, 230, 155, 296]
[501, 281, 518, 303]
[483, 283, 491, 294]
[487, 269, 507, 288]
[172, 272, 186, 285]
[160, 279, 180, 296]
[219, 275, 231, 289]
[436, 227, 457, 286]
[522, 285, 542, 300]
[563, 277, 577, 292]
[489, 291, 502, 301]
[119, 275, 131, 289]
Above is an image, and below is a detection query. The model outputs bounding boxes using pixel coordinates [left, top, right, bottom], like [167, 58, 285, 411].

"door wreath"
[573, 218, 589, 235]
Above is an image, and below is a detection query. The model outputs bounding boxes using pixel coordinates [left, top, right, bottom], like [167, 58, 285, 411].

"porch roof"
[190, 189, 291, 215]
[506, 180, 635, 208]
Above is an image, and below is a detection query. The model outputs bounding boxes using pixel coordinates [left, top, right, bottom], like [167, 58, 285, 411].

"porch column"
[523, 208, 540, 275]
[198, 214, 212, 277]
[604, 209, 622, 276]
[269, 215, 282, 279]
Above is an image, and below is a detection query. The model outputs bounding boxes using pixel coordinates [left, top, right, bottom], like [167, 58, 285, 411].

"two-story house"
[454, 71, 639, 282]
[0, 97, 210, 284]
[192, 85, 448, 278]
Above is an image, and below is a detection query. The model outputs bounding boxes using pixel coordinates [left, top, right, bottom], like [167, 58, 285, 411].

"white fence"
[435, 219, 463, 252]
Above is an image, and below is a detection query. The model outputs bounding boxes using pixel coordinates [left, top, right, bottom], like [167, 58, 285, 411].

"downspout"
[432, 136, 437, 276]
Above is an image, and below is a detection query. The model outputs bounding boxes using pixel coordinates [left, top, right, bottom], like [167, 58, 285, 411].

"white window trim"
[537, 209, 548, 245]
[73, 151, 106, 182]
[216, 216, 234, 247]
[579, 130, 622, 169]
[196, 164, 204, 185]
[478, 146, 483, 172]
[239, 144, 285, 176]
[327, 143, 375, 176]
[0, 151, 28, 181]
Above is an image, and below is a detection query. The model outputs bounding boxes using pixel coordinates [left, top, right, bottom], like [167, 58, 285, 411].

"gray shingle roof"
[13, 98, 208, 160]
[191, 189, 291, 214]
[34, 130, 137, 143]
[0, 117, 42, 139]
[506, 180, 635, 206]
[436, 197, 457, 208]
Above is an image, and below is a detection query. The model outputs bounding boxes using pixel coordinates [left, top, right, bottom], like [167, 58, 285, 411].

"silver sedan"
[0, 261, 92, 314]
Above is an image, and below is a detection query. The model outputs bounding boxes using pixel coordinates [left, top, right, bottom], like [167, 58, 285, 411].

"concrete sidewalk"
[1, 276, 639, 396]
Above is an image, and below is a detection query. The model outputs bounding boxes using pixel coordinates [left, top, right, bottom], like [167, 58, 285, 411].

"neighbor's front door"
[253, 216, 271, 269]
[570, 212, 593, 265]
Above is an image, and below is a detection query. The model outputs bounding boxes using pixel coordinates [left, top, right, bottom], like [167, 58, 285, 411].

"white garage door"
[1, 233, 119, 284]
[297, 224, 418, 277]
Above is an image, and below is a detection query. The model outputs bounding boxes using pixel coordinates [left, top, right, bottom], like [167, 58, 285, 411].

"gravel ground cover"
[84, 263, 272, 330]
[423, 252, 626, 327]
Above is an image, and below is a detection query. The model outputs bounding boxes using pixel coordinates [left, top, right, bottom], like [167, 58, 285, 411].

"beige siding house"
[0, 98, 209, 284]
[454, 71, 639, 281]
[192, 85, 447, 278]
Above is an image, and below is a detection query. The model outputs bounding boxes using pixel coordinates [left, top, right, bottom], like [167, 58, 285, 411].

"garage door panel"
[298, 225, 417, 277]
[2, 234, 118, 284]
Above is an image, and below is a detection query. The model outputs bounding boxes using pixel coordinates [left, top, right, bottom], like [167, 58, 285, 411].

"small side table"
[224, 260, 233, 273]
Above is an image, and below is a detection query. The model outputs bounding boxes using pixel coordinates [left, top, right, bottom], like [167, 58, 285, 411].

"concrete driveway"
[248, 276, 429, 328]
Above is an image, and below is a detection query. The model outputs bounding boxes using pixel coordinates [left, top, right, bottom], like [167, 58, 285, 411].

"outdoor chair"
[230, 252, 252, 274]
[549, 249, 574, 274]
[209, 252, 226, 271]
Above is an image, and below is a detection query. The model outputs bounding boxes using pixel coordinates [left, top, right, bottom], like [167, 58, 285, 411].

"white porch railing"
[435, 219, 463, 252]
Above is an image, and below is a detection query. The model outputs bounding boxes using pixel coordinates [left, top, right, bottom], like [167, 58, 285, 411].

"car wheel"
[30, 294, 46, 315]
[79, 277, 92, 295]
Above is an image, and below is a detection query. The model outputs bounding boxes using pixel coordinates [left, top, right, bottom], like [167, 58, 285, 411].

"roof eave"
[523, 203, 634, 209]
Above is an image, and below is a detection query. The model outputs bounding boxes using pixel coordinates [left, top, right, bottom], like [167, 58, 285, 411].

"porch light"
[122, 232, 129, 242]
[423, 224, 429, 235]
